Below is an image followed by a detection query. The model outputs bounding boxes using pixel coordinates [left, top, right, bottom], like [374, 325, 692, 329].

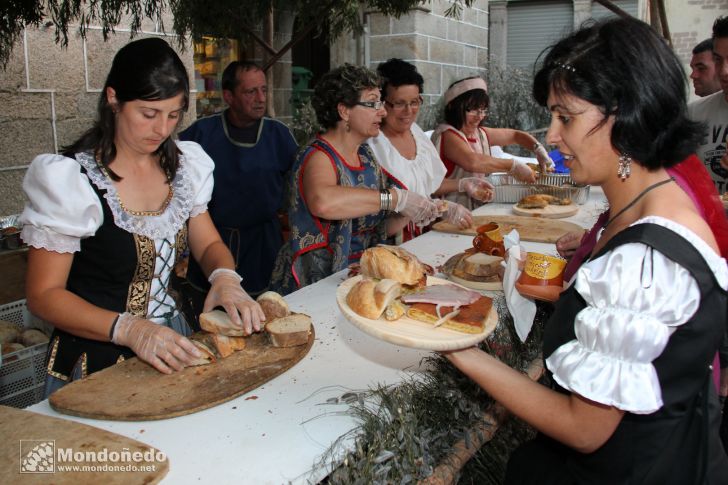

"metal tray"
[488, 172, 590, 204]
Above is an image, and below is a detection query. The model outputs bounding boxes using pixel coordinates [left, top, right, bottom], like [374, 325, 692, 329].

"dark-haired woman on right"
[442, 17, 728, 484]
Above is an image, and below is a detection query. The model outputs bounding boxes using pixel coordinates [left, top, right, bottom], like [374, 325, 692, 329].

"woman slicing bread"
[270, 64, 440, 294]
[20, 38, 265, 396]
[366, 58, 495, 235]
[443, 18, 728, 483]
[430, 77, 553, 210]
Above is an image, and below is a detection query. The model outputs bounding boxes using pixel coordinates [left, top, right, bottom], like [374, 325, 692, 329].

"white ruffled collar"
[76, 150, 193, 240]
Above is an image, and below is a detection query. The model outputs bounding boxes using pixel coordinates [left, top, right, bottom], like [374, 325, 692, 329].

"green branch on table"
[320, 295, 550, 484]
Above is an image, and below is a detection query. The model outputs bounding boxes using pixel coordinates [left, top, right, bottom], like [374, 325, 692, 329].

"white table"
[26, 188, 606, 485]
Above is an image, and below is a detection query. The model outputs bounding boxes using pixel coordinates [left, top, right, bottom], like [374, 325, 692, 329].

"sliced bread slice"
[266, 312, 312, 348]
[199, 310, 243, 337]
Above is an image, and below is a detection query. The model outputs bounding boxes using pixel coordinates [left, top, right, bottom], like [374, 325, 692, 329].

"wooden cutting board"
[49, 329, 314, 421]
[432, 215, 584, 243]
[512, 203, 579, 219]
[0, 405, 168, 484]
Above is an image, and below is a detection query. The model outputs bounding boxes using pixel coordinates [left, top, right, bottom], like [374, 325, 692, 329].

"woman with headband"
[431, 76, 553, 208]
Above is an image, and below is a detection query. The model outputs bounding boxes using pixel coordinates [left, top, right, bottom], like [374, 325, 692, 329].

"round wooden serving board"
[336, 276, 497, 350]
[432, 215, 584, 243]
[512, 203, 579, 218]
[49, 330, 314, 421]
[0, 405, 168, 484]
[441, 252, 503, 291]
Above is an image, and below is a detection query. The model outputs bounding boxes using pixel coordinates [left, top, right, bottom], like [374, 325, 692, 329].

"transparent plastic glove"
[393, 187, 440, 226]
[509, 159, 536, 183]
[112, 312, 200, 374]
[458, 177, 495, 202]
[204, 269, 265, 335]
[444, 201, 473, 229]
[534, 144, 555, 172]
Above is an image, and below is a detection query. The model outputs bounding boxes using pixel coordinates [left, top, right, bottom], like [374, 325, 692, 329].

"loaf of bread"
[2, 342, 25, 354]
[199, 310, 244, 337]
[266, 313, 312, 347]
[359, 245, 426, 286]
[459, 253, 502, 277]
[257, 291, 290, 320]
[0, 321, 20, 345]
[20, 329, 50, 347]
[346, 278, 402, 320]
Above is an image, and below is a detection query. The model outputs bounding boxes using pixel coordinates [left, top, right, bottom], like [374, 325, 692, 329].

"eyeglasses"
[355, 100, 385, 110]
[466, 108, 489, 116]
[385, 97, 423, 111]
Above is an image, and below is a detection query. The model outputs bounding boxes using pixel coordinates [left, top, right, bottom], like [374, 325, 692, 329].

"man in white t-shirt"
[688, 16, 728, 194]
[690, 38, 721, 97]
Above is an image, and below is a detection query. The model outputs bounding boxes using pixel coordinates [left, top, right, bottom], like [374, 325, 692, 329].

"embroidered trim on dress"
[21, 226, 80, 254]
[127, 233, 155, 317]
[75, 150, 194, 240]
[46, 336, 69, 381]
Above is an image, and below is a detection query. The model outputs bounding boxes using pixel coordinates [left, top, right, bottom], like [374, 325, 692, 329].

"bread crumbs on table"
[245, 395, 258, 400]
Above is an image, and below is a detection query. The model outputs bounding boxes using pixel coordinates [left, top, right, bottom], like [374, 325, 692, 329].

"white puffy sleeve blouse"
[545, 216, 728, 414]
[20, 141, 214, 253]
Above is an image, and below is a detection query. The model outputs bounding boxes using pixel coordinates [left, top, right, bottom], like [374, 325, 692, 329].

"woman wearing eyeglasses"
[366, 59, 495, 233]
[431, 76, 554, 208]
[270, 64, 440, 294]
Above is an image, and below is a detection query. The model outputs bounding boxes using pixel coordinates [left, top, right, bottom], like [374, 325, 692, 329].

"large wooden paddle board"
[0, 405, 168, 484]
[512, 203, 579, 219]
[432, 215, 583, 243]
[49, 329, 314, 421]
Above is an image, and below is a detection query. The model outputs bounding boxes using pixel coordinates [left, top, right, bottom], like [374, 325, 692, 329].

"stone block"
[368, 13, 391, 36]
[0, 36, 27, 91]
[462, 23, 488, 48]
[0, 92, 52, 120]
[84, 31, 139, 90]
[25, 27, 86, 91]
[414, 10, 448, 39]
[463, 45, 478, 68]
[0, 119, 54, 168]
[391, 13, 417, 34]
[56, 117, 95, 149]
[477, 47, 489, 68]
[0, 171, 27, 216]
[412, 61, 442, 95]
[441, 65, 462, 94]
[369, 35, 428, 63]
[430, 0, 462, 19]
[429, 37, 463, 64]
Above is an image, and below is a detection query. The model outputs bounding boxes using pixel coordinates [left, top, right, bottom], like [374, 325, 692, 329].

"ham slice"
[401, 284, 481, 307]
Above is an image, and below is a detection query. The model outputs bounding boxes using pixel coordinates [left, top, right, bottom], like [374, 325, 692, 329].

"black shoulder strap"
[592, 222, 722, 296]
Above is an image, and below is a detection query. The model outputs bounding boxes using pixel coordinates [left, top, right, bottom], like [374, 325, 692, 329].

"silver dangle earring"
[617, 153, 632, 180]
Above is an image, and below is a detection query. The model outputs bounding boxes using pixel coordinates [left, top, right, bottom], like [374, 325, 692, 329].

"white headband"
[443, 77, 488, 105]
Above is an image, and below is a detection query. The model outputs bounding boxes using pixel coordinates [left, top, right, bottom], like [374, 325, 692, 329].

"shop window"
[193, 37, 239, 117]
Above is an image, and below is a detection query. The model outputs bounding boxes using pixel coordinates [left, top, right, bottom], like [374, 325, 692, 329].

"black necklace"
[603, 177, 675, 230]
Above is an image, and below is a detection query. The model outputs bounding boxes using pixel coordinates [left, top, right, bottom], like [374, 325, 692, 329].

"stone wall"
[366, 0, 490, 108]
[0, 11, 193, 216]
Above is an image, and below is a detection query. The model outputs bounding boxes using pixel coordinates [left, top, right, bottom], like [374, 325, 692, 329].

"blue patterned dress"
[271, 136, 389, 294]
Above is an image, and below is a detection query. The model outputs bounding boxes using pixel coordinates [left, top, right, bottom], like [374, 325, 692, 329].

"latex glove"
[509, 159, 537, 183]
[443, 201, 473, 229]
[556, 230, 586, 259]
[393, 187, 440, 227]
[534, 143, 555, 172]
[458, 177, 494, 202]
[112, 313, 201, 374]
[203, 268, 265, 335]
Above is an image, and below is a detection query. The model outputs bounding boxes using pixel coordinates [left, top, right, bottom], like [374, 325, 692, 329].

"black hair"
[714, 16, 728, 39]
[311, 63, 381, 129]
[533, 17, 702, 170]
[443, 77, 489, 129]
[376, 58, 424, 98]
[221, 61, 263, 92]
[63, 37, 189, 181]
[693, 38, 713, 55]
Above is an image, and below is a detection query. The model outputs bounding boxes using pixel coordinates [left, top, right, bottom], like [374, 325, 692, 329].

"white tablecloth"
[25, 188, 606, 484]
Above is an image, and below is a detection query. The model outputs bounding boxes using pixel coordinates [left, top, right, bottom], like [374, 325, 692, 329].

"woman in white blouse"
[444, 18, 728, 483]
[366, 58, 495, 232]
[20, 38, 264, 394]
